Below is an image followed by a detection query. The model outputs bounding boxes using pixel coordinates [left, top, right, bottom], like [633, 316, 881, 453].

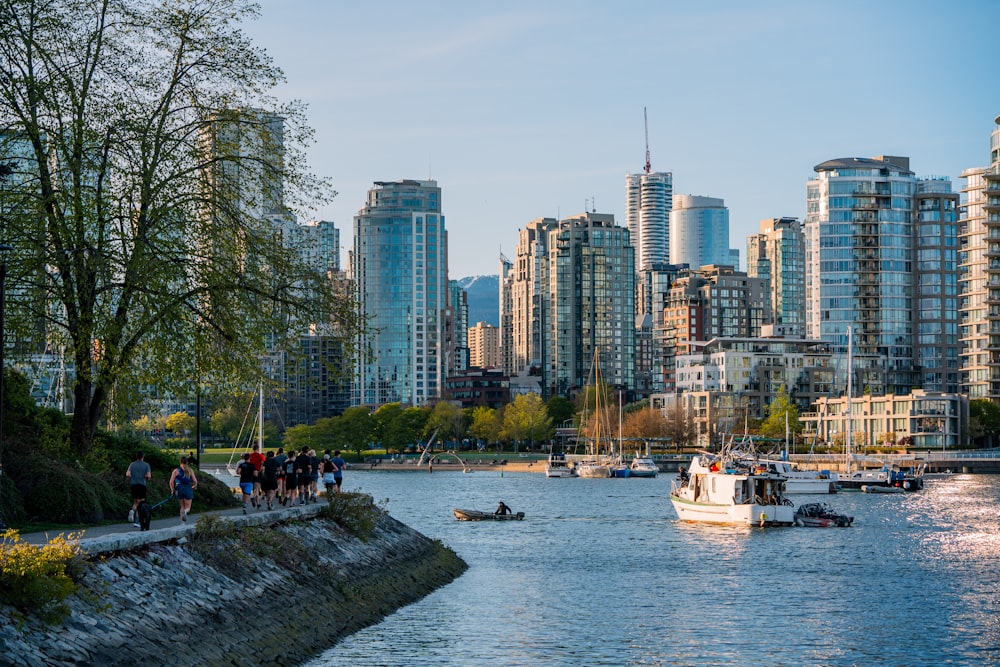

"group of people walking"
[124, 445, 347, 527]
[236, 446, 346, 513]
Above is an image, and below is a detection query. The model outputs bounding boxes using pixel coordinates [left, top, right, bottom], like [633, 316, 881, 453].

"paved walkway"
[17, 499, 324, 548]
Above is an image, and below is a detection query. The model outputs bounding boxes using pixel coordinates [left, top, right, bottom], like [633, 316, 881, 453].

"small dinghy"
[794, 502, 853, 527]
[861, 484, 906, 494]
[453, 508, 525, 521]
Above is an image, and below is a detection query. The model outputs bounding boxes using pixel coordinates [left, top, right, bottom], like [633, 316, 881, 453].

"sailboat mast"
[258, 382, 264, 449]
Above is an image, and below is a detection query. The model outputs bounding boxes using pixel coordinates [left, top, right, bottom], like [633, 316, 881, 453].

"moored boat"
[755, 459, 837, 494]
[545, 451, 577, 478]
[669, 452, 795, 527]
[794, 502, 853, 527]
[453, 508, 525, 521]
[627, 454, 659, 478]
[839, 462, 924, 492]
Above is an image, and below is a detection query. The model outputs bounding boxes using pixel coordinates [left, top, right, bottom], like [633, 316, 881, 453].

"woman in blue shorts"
[169, 456, 198, 523]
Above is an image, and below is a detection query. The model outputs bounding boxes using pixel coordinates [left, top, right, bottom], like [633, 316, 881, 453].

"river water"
[302, 470, 1000, 667]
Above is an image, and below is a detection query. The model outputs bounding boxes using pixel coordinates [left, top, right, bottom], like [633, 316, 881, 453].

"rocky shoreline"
[0, 507, 467, 667]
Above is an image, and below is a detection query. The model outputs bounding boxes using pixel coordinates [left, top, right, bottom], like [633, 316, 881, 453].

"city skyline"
[245, 1, 1000, 279]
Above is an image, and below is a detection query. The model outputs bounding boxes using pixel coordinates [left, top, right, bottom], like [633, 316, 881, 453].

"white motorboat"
[669, 452, 795, 527]
[627, 454, 659, 478]
[755, 459, 837, 494]
[545, 452, 577, 478]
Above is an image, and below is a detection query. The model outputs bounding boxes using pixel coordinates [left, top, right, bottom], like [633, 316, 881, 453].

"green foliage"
[467, 406, 499, 445]
[338, 406, 374, 458]
[165, 412, 196, 435]
[424, 402, 468, 443]
[0, 529, 86, 623]
[190, 515, 312, 577]
[545, 395, 576, 427]
[320, 492, 386, 541]
[0, 0, 361, 457]
[969, 399, 1000, 446]
[759, 386, 800, 440]
[501, 393, 553, 449]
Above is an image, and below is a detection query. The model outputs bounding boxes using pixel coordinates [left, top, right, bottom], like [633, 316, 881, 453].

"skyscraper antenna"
[644, 107, 651, 175]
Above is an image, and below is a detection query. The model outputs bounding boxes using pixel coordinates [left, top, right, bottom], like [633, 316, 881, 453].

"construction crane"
[644, 107, 651, 174]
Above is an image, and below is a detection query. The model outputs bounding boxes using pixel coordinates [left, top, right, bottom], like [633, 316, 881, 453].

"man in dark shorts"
[283, 453, 298, 506]
[295, 447, 312, 506]
[261, 450, 280, 510]
[126, 452, 152, 525]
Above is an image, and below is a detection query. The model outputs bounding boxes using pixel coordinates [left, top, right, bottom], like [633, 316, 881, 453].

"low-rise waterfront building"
[799, 390, 968, 451]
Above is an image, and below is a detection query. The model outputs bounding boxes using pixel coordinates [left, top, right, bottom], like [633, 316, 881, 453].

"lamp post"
[0, 243, 11, 508]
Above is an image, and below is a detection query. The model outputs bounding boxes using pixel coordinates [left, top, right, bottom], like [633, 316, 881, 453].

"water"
[303, 471, 1000, 667]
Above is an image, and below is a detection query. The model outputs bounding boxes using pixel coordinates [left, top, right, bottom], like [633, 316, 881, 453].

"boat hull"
[545, 466, 576, 478]
[453, 508, 525, 521]
[669, 495, 795, 527]
[576, 463, 611, 478]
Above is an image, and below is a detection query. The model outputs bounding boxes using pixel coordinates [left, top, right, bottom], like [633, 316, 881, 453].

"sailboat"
[575, 349, 612, 479]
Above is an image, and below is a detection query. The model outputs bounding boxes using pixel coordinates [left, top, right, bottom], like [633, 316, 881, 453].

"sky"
[243, 0, 1000, 279]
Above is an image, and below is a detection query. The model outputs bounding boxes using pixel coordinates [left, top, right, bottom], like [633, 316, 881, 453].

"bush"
[0, 529, 86, 623]
[17, 460, 110, 524]
[320, 492, 386, 541]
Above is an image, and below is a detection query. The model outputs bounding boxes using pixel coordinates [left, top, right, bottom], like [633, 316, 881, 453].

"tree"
[0, 0, 361, 457]
[337, 406, 373, 459]
[621, 407, 667, 441]
[467, 406, 499, 447]
[501, 393, 552, 451]
[424, 401, 467, 446]
[662, 399, 696, 451]
[969, 399, 1000, 447]
[165, 411, 195, 435]
[545, 395, 575, 428]
[758, 386, 800, 445]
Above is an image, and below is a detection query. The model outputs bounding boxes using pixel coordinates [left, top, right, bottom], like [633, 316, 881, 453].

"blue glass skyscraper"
[351, 180, 446, 406]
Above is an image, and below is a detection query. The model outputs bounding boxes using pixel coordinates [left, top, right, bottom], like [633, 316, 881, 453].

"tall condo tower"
[626, 109, 672, 278]
[351, 180, 447, 406]
[670, 195, 733, 269]
[805, 156, 919, 394]
[960, 115, 1000, 399]
[746, 217, 806, 338]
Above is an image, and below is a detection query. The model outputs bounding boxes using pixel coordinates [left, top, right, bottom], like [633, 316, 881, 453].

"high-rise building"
[626, 171, 672, 275]
[747, 217, 806, 338]
[500, 213, 635, 398]
[350, 179, 447, 406]
[468, 321, 501, 369]
[545, 213, 636, 398]
[913, 178, 959, 393]
[445, 280, 469, 375]
[959, 114, 1000, 400]
[500, 218, 557, 379]
[806, 156, 916, 393]
[670, 195, 735, 270]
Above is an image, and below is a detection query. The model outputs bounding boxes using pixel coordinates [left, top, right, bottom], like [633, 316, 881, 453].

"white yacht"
[669, 452, 795, 527]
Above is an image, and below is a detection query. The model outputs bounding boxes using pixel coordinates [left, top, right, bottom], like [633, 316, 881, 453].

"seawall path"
[1, 503, 467, 667]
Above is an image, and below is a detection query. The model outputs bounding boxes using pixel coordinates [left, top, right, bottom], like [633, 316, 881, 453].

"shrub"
[0, 529, 86, 623]
[320, 492, 386, 541]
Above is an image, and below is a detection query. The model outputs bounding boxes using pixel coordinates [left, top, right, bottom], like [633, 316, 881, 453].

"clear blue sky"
[245, 0, 1000, 279]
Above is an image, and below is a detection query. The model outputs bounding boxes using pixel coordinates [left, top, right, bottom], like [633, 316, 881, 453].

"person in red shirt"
[248, 444, 266, 509]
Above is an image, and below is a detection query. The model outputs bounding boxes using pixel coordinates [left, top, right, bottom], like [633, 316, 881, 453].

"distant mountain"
[457, 275, 499, 327]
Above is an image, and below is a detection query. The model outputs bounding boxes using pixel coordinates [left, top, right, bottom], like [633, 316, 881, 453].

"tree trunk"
[70, 378, 103, 457]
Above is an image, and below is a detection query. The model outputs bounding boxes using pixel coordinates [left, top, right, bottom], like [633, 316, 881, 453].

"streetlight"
[0, 242, 11, 530]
